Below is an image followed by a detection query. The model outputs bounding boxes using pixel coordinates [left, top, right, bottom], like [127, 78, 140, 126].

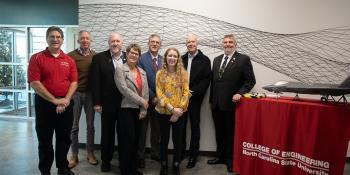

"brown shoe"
[68, 154, 78, 169]
[87, 152, 98, 165]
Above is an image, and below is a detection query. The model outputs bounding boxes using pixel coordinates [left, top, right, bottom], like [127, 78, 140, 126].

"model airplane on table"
[262, 76, 350, 104]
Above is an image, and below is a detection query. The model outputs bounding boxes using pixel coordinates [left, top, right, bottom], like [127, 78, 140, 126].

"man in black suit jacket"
[208, 34, 256, 173]
[89, 32, 126, 172]
[182, 34, 211, 168]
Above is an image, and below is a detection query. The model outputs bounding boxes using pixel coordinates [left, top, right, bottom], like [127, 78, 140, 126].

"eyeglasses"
[129, 51, 139, 56]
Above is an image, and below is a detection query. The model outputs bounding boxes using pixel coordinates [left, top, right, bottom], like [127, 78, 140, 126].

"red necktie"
[153, 57, 158, 71]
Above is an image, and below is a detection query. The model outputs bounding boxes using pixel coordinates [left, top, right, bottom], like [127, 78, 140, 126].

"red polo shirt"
[28, 48, 78, 97]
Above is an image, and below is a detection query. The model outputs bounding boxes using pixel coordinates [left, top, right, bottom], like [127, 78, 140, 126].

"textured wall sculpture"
[80, 4, 350, 84]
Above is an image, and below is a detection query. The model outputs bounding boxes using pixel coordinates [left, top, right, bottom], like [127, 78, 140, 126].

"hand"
[189, 90, 193, 98]
[152, 97, 159, 106]
[56, 105, 65, 114]
[172, 107, 183, 117]
[232, 94, 242, 103]
[139, 111, 146, 119]
[169, 114, 179, 123]
[143, 100, 149, 109]
[52, 98, 70, 107]
[94, 105, 102, 113]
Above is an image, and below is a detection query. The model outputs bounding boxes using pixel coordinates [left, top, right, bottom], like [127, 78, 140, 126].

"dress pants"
[137, 104, 160, 160]
[100, 104, 120, 163]
[119, 108, 140, 175]
[159, 113, 186, 163]
[70, 92, 95, 154]
[211, 106, 235, 161]
[182, 97, 203, 157]
[35, 95, 73, 174]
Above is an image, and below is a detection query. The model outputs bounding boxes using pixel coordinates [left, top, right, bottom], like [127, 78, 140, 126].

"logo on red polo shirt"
[60, 61, 69, 67]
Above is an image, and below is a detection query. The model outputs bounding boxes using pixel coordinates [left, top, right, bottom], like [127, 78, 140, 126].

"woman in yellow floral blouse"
[156, 47, 190, 175]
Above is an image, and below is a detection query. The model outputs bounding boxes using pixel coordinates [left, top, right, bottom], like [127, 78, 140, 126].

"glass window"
[0, 26, 76, 118]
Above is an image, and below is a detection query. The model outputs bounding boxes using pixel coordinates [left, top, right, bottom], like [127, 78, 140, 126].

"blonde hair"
[162, 47, 185, 74]
[161, 47, 186, 85]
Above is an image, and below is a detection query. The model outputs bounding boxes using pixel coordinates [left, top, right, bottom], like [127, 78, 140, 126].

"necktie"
[153, 57, 158, 71]
[219, 56, 229, 79]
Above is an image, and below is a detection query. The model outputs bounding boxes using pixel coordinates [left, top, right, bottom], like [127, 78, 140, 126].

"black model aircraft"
[262, 76, 350, 104]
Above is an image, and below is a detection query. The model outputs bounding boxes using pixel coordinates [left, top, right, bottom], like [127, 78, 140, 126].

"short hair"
[108, 32, 123, 43]
[46, 26, 64, 39]
[186, 34, 199, 43]
[148, 34, 161, 41]
[78, 30, 91, 37]
[223, 34, 237, 44]
[126, 43, 141, 56]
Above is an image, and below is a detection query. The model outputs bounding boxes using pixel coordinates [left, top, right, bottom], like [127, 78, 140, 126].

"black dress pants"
[35, 95, 73, 174]
[100, 104, 120, 163]
[159, 113, 186, 164]
[211, 106, 235, 162]
[182, 97, 203, 157]
[118, 108, 140, 175]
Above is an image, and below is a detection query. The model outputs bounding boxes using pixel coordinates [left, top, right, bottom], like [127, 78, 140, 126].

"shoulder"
[197, 50, 210, 62]
[63, 54, 76, 64]
[235, 52, 251, 62]
[214, 54, 223, 61]
[182, 52, 188, 59]
[67, 49, 78, 56]
[30, 51, 45, 61]
[93, 50, 110, 61]
[156, 69, 165, 76]
[138, 66, 146, 74]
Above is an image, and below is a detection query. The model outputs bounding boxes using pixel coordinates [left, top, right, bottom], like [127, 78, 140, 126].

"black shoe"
[133, 170, 143, 175]
[172, 163, 180, 175]
[138, 159, 145, 168]
[207, 158, 225, 165]
[101, 162, 111, 172]
[226, 160, 233, 173]
[57, 168, 74, 175]
[151, 154, 160, 162]
[41, 172, 51, 175]
[186, 157, 197, 168]
[160, 166, 168, 175]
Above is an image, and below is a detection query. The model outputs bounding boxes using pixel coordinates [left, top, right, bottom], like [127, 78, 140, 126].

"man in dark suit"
[137, 34, 163, 168]
[208, 34, 256, 173]
[182, 34, 211, 169]
[89, 32, 126, 172]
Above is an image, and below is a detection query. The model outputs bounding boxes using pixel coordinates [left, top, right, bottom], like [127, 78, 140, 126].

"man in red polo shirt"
[28, 26, 78, 175]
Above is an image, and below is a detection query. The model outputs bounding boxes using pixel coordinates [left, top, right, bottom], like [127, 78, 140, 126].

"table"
[233, 97, 350, 175]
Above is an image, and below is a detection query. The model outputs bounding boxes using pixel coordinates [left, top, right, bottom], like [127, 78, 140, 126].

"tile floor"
[0, 118, 348, 175]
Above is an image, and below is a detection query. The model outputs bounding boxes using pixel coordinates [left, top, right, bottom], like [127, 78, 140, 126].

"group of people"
[27, 26, 256, 175]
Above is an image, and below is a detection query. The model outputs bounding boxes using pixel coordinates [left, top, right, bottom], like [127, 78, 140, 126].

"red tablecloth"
[233, 97, 350, 175]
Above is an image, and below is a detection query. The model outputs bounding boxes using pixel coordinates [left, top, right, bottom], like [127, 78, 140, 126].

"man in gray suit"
[137, 34, 163, 168]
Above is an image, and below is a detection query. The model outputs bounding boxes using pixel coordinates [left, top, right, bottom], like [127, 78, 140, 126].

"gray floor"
[0, 117, 349, 175]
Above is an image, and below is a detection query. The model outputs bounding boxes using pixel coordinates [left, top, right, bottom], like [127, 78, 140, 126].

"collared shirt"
[28, 47, 78, 97]
[187, 50, 198, 80]
[77, 47, 92, 56]
[220, 52, 235, 69]
[111, 52, 124, 68]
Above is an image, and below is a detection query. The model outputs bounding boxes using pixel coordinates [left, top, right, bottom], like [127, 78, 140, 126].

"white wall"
[77, 0, 350, 151]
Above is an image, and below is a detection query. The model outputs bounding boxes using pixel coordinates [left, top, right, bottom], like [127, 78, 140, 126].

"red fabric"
[135, 68, 142, 96]
[234, 97, 350, 175]
[28, 48, 78, 97]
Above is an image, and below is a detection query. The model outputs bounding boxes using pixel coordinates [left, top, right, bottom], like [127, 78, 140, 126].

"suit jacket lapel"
[124, 66, 137, 90]
[106, 50, 115, 73]
[222, 52, 239, 75]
